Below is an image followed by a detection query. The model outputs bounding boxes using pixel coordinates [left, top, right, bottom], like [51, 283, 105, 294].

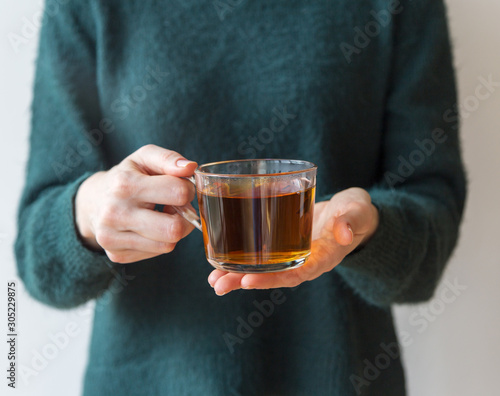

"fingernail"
[176, 159, 196, 168]
[347, 225, 354, 244]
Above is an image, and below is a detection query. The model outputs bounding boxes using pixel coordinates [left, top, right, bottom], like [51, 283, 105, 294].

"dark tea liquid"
[198, 185, 315, 267]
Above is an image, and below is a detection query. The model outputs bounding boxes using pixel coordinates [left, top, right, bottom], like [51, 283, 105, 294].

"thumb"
[332, 201, 377, 246]
[332, 201, 370, 246]
[332, 215, 354, 246]
[128, 144, 197, 176]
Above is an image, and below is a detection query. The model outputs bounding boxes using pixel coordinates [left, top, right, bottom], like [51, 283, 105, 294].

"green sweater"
[16, 0, 466, 395]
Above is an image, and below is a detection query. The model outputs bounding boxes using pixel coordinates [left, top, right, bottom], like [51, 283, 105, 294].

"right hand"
[75, 144, 198, 263]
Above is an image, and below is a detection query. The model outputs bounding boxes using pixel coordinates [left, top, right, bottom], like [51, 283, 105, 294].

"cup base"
[207, 256, 308, 274]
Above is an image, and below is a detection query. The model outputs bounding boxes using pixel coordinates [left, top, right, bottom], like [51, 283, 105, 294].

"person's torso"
[84, 1, 405, 395]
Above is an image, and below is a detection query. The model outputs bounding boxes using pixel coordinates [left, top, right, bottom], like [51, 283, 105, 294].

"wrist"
[75, 172, 104, 251]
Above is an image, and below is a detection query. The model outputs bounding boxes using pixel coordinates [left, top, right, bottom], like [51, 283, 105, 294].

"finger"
[238, 262, 313, 290]
[208, 269, 228, 287]
[213, 272, 246, 296]
[106, 249, 163, 264]
[128, 208, 195, 243]
[127, 144, 198, 177]
[134, 174, 196, 206]
[223, 257, 318, 291]
[209, 235, 355, 292]
[96, 228, 177, 254]
[237, 237, 350, 290]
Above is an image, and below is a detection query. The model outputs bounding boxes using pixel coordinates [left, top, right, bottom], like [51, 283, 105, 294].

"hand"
[75, 144, 198, 263]
[208, 187, 379, 295]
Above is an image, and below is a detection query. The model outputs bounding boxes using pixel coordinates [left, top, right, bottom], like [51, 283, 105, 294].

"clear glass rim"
[195, 159, 317, 178]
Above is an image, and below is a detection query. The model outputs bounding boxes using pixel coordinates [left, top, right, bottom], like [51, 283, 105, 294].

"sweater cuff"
[338, 190, 407, 273]
[334, 188, 425, 305]
[48, 173, 117, 281]
[317, 189, 411, 271]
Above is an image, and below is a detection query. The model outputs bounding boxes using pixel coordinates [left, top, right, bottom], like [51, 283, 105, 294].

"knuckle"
[361, 190, 372, 202]
[172, 183, 192, 205]
[168, 218, 185, 242]
[138, 144, 156, 156]
[110, 170, 136, 198]
[347, 200, 366, 213]
[99, 204, 120, 226]
[160, 242, 176, 253]
[288, 264, 314, 287]
[160, 149, 176, 164]
[107, 251, 128, 264]
[95, 228, 113, 249]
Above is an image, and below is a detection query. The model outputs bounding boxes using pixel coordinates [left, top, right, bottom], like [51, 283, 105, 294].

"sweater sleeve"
[15, 1, 118, 308]
[331, 0, 466, 307]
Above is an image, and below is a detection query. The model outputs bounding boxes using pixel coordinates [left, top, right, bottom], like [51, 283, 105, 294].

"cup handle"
[172, 176, 203, 231]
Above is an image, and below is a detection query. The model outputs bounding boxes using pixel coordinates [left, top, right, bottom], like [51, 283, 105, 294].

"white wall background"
[1, 1, 499, 395]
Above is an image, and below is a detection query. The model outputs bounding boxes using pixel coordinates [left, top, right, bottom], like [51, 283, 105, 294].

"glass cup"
[175, 159, 317, 273]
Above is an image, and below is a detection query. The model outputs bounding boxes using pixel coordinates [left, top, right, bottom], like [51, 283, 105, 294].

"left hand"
[207, 187, 379, 296]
